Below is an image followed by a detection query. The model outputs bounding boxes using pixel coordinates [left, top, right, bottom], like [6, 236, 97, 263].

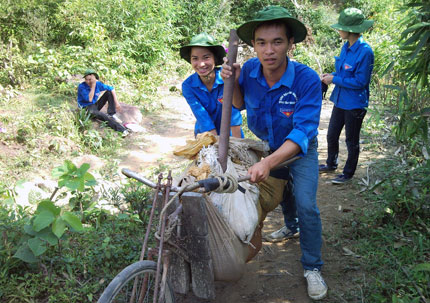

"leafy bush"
[398, 0, 430, 88]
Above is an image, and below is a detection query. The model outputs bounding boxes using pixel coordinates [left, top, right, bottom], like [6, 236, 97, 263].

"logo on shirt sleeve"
[344, 63, 353, 70]
[217, 97, 223, 104]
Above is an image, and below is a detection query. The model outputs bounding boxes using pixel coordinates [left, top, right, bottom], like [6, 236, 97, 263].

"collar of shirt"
[249, 56, 295, 90]
[343, 35, 364, 54]
[189, 67, 223, 92]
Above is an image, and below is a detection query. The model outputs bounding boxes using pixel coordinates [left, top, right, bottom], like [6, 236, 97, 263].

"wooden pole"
[218, 29, 239, 172]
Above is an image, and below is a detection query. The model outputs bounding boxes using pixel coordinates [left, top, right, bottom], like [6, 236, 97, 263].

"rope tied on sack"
[211, 173, 238, 193]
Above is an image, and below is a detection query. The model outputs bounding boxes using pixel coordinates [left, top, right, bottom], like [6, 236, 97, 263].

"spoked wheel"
[98, 260, 175, 303]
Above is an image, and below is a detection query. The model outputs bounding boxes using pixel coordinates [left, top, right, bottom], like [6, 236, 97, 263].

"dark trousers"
[85, 91, 126, 132]
[270, 166, 299, 233]
[326, 105, 366, 178]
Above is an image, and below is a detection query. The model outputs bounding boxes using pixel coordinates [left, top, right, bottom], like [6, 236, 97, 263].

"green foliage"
[175, 0, 232, 44]
[340, 143, 430, 301]
[121, 180, 152, 222]
[1, 210, 146, 302]
[13, 198, 83, 263]
[52, 160, 96, 192]
[12, 161, 95, 264]
[13, 159, 95, 264]
[53, 0, 179, 74]
[398, 0, 430, 88]
[0, 0, 63, 47]
[391, 87, 429, 149]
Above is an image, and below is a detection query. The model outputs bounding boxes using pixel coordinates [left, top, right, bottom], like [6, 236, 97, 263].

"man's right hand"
[220, 57, 241, 82]
[90, 77, 97, 88]
[87, 74, 97, 88]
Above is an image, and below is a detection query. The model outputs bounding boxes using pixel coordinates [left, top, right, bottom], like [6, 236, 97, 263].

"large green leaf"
[402, 29, 424, 46]
[63, 178, 82, 191]
[28, 238, 47, 257]
[36, 227, 59, 245]
[52, 217, 67, 238]
[52, 160, 76, 179]
[33, 210, 55, 232]
[36, 200, 61, 216]
[401, 22, 430, 36]
[13, 244, 38, 263]
[76, 163, 90, 177]
[24, 224, 37, 236]
[406, 31, 430, 60]
[62, 212, 83, 231]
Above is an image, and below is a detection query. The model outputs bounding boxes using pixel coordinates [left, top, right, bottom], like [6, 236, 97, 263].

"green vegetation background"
[0, 0, 429, 302]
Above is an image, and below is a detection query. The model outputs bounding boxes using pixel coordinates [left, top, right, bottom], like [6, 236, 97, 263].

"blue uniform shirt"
[238, 57, 321, 155]
[182, 68, 243, 137]
[330, 36, 374, 110]
[77, 81, 114, 108]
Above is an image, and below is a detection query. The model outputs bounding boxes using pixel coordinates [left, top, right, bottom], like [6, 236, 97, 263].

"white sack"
[199, 146, 259, 244]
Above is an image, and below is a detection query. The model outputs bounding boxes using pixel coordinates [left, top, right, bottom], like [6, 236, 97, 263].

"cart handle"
[121, 156, 300, 194]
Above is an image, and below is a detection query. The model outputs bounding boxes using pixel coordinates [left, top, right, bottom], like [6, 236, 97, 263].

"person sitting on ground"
[77, 69, 128, 135]
[221, 6, 327, 300]
[180, 32, 244, 138]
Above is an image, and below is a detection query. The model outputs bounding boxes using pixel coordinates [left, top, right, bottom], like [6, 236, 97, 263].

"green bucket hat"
[83, 69, 99, 80]
[180, 33, 226, 66]
[237, 5, 307, 46]
[331, 8, 374, 33]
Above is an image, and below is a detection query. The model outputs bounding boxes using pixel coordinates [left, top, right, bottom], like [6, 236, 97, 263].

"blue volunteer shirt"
[182, 68, 243, 137]
[238, 57, 321, 155]
[77, 81, 114, 108]
[330, 36, 374, 110]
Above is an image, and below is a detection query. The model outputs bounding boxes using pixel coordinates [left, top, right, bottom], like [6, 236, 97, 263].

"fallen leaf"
[342, 247, 361, 258]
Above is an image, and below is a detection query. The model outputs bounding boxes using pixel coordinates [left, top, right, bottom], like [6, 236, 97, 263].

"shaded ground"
[118, 89, 373, 302]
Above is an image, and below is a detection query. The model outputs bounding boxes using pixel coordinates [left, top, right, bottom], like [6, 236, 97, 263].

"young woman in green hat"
[180, 33, 243, 138]
[320, 8, 374, 184]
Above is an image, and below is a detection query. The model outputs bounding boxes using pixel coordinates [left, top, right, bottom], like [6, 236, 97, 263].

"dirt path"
[119, 88, 370, 302]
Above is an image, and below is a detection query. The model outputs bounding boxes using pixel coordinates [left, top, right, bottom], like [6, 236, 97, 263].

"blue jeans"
[289, 137, 323, 270]
[326, 106, 366, 177]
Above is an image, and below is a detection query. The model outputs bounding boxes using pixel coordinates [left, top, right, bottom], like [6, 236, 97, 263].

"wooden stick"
[218, 29, 239, 172]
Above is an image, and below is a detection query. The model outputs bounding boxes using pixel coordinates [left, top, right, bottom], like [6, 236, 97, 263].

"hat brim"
[180, 45, 226, 66]
[237, 17, 307, 46]
[330, 19, 374, 33]
[83, 72, 99, 80]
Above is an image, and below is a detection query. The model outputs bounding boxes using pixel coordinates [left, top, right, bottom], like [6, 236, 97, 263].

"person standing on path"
[77, 69, 128, 135]
[221, 6, 327, 300]
[180, 33, 244, 138]
[320, 8, 374, 184]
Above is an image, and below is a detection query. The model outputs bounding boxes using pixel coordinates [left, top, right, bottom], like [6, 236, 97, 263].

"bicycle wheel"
[98, 260, 175, 303]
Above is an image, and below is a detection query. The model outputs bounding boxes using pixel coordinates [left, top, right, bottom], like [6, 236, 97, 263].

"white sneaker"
[304, 269, 328, 300]
[264, 226, 299, 242]
[122, 130, 130, 137]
